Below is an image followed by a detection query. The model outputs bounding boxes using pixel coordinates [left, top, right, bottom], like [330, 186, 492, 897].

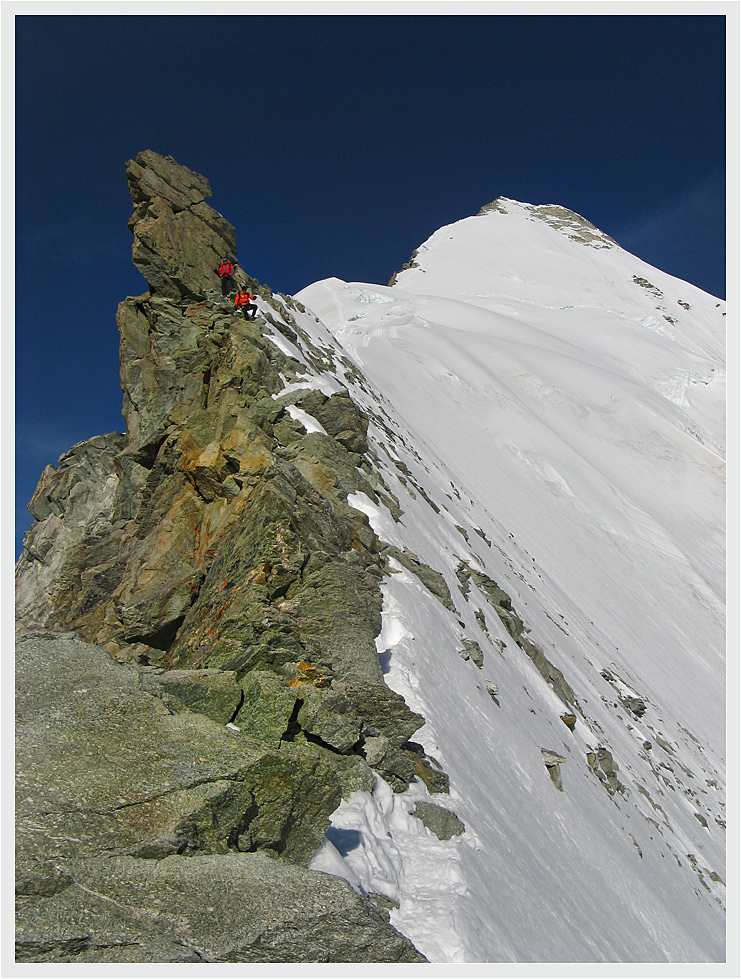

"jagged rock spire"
[125, 150, 238, 299]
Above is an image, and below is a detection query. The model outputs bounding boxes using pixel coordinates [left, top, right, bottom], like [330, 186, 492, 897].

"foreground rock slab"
[15, 632, 425, 962]
[16, 851, 424, 963]
[16, 631, 340, 865]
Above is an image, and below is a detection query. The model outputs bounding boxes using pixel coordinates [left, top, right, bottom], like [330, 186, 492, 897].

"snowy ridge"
[253, 196, 724, 962]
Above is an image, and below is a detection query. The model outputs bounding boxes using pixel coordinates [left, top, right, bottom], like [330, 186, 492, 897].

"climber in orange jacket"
[216, 259, 236, 297]
[234, 288, 257, 321]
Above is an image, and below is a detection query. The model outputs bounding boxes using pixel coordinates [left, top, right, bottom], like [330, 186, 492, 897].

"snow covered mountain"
[289, 198, 726, 961]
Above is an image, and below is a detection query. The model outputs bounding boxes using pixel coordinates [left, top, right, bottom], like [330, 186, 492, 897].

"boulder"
[297, 687, 364, 754]
[561, 712, 577, 731]
[620, 695, 647, 718]
[485, 680, 500, 705]
[412, 801, 465, 840]
[459, 639, 484, 668]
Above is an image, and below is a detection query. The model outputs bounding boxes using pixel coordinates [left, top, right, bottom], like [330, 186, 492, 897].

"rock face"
[15, 151, 433, 963]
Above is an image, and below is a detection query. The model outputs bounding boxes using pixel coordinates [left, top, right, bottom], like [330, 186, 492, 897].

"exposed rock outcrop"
[15, 151, 434, 963]
[456, 560, 580, 711]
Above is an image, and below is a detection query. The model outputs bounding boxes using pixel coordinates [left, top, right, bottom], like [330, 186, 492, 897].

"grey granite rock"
[16, 851, 425, 963]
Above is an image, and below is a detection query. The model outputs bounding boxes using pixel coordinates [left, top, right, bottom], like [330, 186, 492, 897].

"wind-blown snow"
[283, 198, 725, 962]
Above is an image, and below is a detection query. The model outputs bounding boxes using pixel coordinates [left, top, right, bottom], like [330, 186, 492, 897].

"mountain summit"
[16, 153, 726, 963]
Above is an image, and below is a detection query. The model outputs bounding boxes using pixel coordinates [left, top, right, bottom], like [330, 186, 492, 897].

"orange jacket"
[235, 291, 254, 308]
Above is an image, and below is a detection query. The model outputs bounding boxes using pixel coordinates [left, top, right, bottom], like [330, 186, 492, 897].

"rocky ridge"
[14, 150, 442, 963]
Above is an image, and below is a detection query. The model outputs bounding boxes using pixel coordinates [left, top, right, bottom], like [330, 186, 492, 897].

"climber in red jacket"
[216, 259, 236, 297]
[234, 288, 257, 321]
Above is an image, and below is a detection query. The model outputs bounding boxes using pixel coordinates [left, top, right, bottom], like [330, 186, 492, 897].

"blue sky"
[14, 13, 728, 557]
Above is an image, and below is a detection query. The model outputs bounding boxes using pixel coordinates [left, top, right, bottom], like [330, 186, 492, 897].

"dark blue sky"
[14, 13, 727, 557]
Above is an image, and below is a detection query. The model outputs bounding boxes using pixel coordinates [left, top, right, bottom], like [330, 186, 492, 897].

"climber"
[234, 287, 258, 321]
[216, 258, 236, 297]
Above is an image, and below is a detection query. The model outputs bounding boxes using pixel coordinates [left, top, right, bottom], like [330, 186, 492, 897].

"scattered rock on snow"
[485, 680, 499, 701]
[412, 801, 465, 840]
[541, 748, 567, 792]
[458, 639, 484, 668]
[620, 696, 647, 718]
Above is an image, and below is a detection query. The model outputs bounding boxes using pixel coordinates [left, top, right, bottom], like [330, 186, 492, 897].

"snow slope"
[262, 197, 725, 962]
